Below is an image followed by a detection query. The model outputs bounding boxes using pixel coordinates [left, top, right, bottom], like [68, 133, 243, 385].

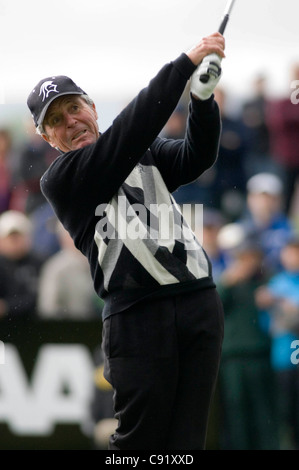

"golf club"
[199, 0, 237, 83]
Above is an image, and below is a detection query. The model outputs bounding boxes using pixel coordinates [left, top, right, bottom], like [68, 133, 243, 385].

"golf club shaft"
[199, 0, 236, 83]
[219, 0, 236, 34]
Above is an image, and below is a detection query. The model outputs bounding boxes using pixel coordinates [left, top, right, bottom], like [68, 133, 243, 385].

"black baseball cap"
[27, 75, 86, 128]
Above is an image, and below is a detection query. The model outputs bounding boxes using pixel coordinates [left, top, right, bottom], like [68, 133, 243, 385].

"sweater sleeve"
[41, 53, 196, 249]
[150, 94, 221, 193]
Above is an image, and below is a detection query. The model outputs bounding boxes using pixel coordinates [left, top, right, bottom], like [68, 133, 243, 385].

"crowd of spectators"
[164, 67, 299, 450]
[0, 66, 299, 450]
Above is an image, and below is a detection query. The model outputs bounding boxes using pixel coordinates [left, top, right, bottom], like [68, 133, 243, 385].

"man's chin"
[72, 136, 96, 150]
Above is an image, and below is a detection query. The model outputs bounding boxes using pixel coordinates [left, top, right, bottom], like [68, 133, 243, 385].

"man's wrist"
[191, 92, 201, 101]
[190, 93, 214, 105]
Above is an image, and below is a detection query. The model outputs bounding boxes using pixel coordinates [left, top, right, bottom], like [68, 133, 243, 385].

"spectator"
[173, 87, 249, 216]
[255, 238, 299, 449]
[239, 172, 295, 274]
[172, 166, 217, 206]
[17, 118, 58, 215]
[37, 222, 102, 319]
[173, 86, 248, 218]
[0, 210, 44, 320]
[212, 86, 248, 220]
[266, 63, 299, 214]
[217, 240, 279, 450]
[198, 208, 228, 284]
[30, 203, 61, 260]
[169, 100, 218, 207]
[13, 119, 61, 260]
[242, 74, 278, 178]
[0, 129, 16, 214]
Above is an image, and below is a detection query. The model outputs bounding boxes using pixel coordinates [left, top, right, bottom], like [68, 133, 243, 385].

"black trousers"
[102, 287, 224, 450]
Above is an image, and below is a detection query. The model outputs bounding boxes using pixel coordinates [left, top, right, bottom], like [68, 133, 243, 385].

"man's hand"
[186, 32, 225, 67]
[190, 54, 222, 100]
[187, 32, 225, 101]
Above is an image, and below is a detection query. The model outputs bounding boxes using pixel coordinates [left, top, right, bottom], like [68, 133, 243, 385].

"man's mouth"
[72, 129, 87, 141]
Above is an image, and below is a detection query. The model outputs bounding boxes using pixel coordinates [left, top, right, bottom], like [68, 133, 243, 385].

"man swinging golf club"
[27, 29, 226, 449]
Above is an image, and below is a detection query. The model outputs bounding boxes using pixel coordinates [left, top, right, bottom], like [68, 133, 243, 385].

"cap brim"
[37, 91, 84, 127]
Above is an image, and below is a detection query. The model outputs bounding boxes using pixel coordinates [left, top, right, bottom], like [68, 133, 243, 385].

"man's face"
[42, 95, 100, 152]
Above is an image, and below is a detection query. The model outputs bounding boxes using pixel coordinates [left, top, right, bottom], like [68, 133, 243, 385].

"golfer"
[27, 32, 225, 450]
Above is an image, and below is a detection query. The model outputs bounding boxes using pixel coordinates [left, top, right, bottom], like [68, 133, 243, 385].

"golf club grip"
[199, 14, 229, 83]
[218, 14, 229, 35]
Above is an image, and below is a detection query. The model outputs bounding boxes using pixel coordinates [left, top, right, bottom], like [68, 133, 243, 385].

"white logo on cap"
[39, 80, 59, 102]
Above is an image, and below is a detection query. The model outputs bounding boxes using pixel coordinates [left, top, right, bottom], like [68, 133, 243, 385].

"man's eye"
[71, 105, 79, 112]
[51, 116, 61, 126]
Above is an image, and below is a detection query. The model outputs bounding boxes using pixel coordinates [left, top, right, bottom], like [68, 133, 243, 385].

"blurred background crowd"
[0, 62, 299, 450]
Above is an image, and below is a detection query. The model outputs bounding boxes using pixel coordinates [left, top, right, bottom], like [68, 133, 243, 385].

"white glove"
[190, 53, 222, 101]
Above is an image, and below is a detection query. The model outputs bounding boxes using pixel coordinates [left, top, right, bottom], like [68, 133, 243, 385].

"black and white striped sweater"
[41, 53, 221, 319]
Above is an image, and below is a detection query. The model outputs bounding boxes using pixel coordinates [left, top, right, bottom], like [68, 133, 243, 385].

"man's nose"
[65, 113, 77, 127]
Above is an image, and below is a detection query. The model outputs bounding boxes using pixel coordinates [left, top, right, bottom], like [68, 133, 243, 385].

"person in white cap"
[0, 210, 44, 320]
[239, 173, 295, 273]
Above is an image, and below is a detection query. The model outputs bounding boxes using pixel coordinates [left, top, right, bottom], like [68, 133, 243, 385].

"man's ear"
[42, 133, 55, 148]
[92, 103, 98, 121]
